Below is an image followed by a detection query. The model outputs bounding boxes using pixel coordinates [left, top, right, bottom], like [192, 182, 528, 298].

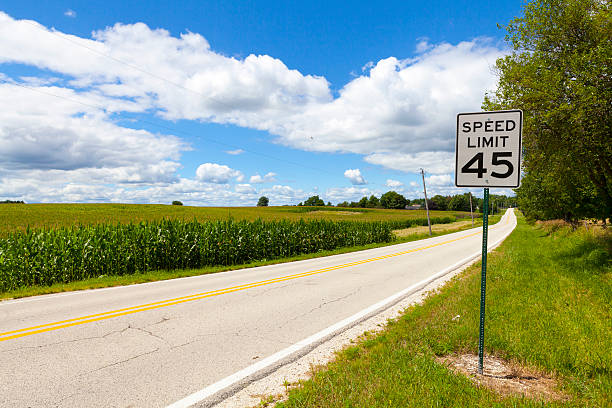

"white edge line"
[167, 211, 515, 408]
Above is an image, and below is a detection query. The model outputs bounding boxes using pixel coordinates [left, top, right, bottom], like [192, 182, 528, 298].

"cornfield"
[0, 219, 394, 291]
[384, 216, 456, 230]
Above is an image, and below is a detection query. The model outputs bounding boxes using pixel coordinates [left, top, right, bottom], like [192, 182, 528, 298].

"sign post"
[455, 109, 522, 375]
[478, 187, 489, 374]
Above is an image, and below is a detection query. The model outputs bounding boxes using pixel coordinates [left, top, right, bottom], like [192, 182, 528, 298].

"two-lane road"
[0, 209, 516, 407]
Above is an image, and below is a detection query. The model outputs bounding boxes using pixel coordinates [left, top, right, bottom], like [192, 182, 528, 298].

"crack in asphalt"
[276, 287, 363, 330]
[1, 317, 177, 354]
[132, 326, 169, 345]
[79, 347, 161, 377]
[0, 324, 132, 353]
[144, 316, 172, 327]
[169, 330, 237, 350]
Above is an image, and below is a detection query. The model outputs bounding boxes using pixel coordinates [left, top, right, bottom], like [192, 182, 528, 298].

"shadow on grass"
[551, 233, 611, 273]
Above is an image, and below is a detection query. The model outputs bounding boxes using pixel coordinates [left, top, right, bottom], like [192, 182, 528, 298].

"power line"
[22, 20, 237, 112]
[16, 20, 331, 175]
[5, 81, 331, 175]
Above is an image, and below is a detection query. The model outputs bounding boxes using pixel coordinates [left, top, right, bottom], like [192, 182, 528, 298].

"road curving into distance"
[0, 209, 517, 407]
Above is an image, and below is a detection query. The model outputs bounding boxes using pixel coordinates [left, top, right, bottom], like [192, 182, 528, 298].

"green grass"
[0, 215, 501, 300]
[276, 215, 611, 407]
[0, 203, 480, 236]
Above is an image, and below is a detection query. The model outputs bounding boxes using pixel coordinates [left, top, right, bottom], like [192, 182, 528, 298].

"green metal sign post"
[456, 110, 522, 375]
[478, 187, 489, 374]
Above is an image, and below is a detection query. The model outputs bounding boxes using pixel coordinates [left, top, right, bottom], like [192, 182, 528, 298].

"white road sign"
[455, 110, 522, 188]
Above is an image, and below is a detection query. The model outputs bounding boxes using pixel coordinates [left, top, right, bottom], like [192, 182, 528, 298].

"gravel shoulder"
[212, 249, 497, 408]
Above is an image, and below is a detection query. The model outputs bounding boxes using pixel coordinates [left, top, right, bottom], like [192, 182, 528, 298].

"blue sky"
[0, 1, 525, 205]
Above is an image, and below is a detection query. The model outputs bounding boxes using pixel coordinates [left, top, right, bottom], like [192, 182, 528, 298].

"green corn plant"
[0, 218, 397, 292]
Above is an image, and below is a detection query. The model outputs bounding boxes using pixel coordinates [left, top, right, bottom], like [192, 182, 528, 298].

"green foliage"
[380, 191, 408, 209]
[516, 170, 598, 221]
[430, 195, 449, 211]
[383, 216, 456, 230]
[278, 218, 612, 407]
[171, 200, 183, 206]
[448, 194, 471, 212]
[0, 204, 470, 236]
[257, 196, 269, 207]
[367, 195, 380, 208]
[284, 206, 367, 214]
[484, 0, 612, 221]
[0, 219, 395, 292]
[303, 195, 325, 207]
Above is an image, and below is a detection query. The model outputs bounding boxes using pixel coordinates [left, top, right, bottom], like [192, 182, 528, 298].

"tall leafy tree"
[380, 191, 408, 209]
[483, 0, 611, 221]
[304, 195, 325, 206]
[367, 195, 380, 208]
[448, 194, 471, 212]
[431, 195, 449, 211]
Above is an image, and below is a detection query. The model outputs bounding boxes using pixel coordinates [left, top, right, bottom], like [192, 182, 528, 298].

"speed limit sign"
[455, 110, 522, 187]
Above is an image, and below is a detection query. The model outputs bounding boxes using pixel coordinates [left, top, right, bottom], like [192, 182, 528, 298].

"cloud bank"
[0, 12, 505, 204]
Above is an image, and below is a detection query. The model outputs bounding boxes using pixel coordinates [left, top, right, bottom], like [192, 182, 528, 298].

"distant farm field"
[0, 204, 473, 235]
[0, 204, 488, 298]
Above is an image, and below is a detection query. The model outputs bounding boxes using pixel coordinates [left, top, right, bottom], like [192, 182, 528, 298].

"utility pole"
[420, 168, 432, 236]
[469, 192, 474, 227]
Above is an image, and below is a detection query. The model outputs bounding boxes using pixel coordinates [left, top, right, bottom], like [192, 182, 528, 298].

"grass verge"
[275, 215, 611, 407]
[0, 215, 501, 301]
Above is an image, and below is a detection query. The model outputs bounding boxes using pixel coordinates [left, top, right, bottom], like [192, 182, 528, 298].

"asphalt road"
[0, 209, 516, 407]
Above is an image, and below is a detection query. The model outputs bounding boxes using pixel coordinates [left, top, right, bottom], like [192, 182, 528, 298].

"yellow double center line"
[0, 219, 506, 342]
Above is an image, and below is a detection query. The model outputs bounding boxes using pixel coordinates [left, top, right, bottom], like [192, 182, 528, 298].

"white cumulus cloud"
[325, 186, 375, 203]
[0, 12, 508, 204]
[426, 174, 452, 186]
[386, 179, 403, 188]
[344, 169, 367, 185]
[195, 163, 243, 184]
[249, 172, 276, 184]
[235, 183, 256, 194]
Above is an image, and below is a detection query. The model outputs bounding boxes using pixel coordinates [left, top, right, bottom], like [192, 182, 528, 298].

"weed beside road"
[276, 216, 611, 407]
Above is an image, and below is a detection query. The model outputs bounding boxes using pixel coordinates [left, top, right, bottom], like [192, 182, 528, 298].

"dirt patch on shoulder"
[437, 354, 569, 402]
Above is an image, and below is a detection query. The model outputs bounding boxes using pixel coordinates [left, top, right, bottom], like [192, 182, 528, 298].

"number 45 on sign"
[455, 110, 522, 188]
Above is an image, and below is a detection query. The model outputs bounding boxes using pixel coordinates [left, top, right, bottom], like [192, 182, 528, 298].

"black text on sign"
[455, 110, 522, 188]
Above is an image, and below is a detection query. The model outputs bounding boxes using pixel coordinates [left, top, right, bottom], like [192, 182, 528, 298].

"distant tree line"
[1, 200, 25, 204]
[291, 192, 516, 214]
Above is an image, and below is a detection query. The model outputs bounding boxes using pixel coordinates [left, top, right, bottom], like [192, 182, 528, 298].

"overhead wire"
[5, 81, 330, 175]
[14, 20, 332, 176]
[21, 20, 236, 111]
